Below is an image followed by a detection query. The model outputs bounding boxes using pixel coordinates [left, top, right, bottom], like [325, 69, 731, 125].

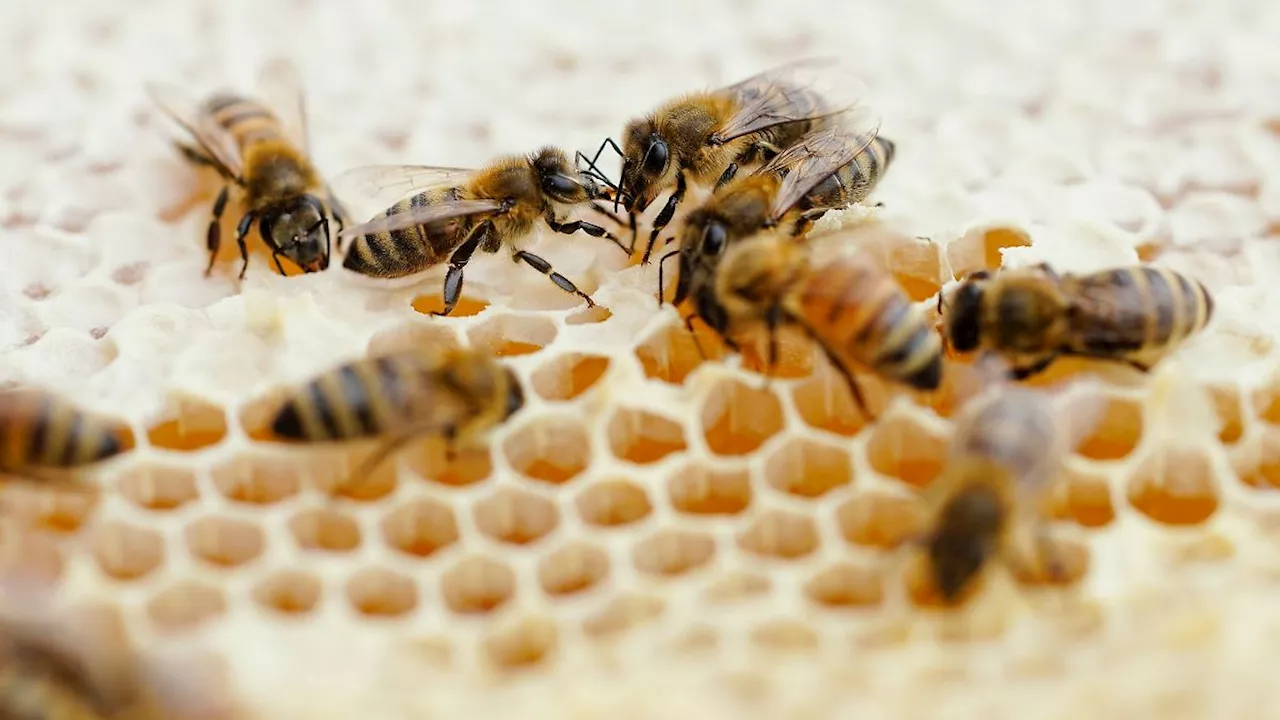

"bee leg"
[587, 201, 626, 227]
[204, 186, 232, 277]
[813, 339, 872, 419]
[327, 187, 348, 234]
[714, 163, 738, 191]
[759, 303, 783, 391]
[333, 432, 421, 498]
[657, 249, 680, 307]
[177, 142, 219, 170]
[271, 252, 288, 277]
[641, 173, 687, 265]
[628, 210, 639, 255]
[230, 211, 258, 280]
[513, 250, 595, 308]
[1008, 354, 1058, 381]
[545, 214, 628, 255]
[683, 314, 711, 361]
[432, 222, 490, 317]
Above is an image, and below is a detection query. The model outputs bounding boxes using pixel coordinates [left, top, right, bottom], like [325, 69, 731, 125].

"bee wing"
[329, 164, 477, 210]
[336, 198, 504, 241]
[760, 125, 881, 220]
[146, 81, 245, 180]
[714, 57, 880, 143]
[254, 57, 309, 151]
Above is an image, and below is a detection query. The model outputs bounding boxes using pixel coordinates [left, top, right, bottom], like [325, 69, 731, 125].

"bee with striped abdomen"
[268, 347, 525, 491]
[148, 59, 347, 278]
[0, 388, 133, 484]
[939, 263, 1215, 380]
[664, 123, 894, 312]
[581, 57, 876, 262]
[332, 147, 624, 317]
[688, 230, 942, 417]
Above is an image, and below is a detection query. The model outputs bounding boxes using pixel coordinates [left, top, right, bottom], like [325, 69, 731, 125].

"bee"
[148, 59, 347, 278]
[332, 146, 625, 317]
[582, 57, 876, 263]
[0, 622, 124, 719]
[268, 346, 525, 490]
[665, 123, 894, 311]
[939, 263, 1215, 380]
[687, 230, 942, 416]
[918, 383, 1076, 604]
[0, 388, 133, 484]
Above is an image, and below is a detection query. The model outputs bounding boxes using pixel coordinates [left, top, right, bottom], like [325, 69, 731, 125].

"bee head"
[532, 147, 594, 204]
[502, 367, 525, 421]
[941, 273, 989, 353]
[620, 118, 671, 213]
[261, 195, 331, 273]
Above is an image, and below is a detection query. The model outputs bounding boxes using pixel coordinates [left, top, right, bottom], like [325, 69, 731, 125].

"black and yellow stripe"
[342, 187, 464, 279]
[796, 252, 942, 391]
[1066, 266, 1214, 357]
[203, 93, 287, 152]
[0, 391, 129, 472]
[270, 355, 416, 442]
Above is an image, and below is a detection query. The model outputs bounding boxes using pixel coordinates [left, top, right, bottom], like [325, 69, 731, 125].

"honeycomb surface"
[3, 0, 1280, 718]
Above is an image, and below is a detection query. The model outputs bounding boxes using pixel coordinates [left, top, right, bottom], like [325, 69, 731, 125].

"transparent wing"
[760, 125, 881, 220]
[337, 198, 504, 241]
[146, 81, 245, 180]
[329, 164, 477, 210]
[255, 57, 308, 151]
[715, 57, 880, 143]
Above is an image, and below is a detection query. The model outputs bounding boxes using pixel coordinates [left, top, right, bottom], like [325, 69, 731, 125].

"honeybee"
[268, 346, 525, 490]
[918, 383, 1079, 604]
[148, 59, 347, 278]
[666, 124, 895, 308]
[0, 388, 133, 484]
[939, 263, 1216, 380]
[583, 57, 876, 262]
[687, 230, 942, 416]
[332, 147, 625, 317]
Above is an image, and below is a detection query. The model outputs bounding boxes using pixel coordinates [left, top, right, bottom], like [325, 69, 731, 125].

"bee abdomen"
[0, 393, 128, 472]
[342, 194, 451, 278]
[272, 356, 406, 443]
[1070, 267, 1215, 356]
[803, 135, 896, 212]
[798, 256, 943, 391]
[205, 94, 287, 151]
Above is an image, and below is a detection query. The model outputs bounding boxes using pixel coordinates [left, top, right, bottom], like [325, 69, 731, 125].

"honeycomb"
[4, 0, 1280, 717]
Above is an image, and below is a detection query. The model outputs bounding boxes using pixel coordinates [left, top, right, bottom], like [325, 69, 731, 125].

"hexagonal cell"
[1127, 447, 1220, 525]
[737, 510, 821, 560]
[836, 492, 925, 549]
[318, 453, 400, 502]
[537, 542, 610, 597]
[209, 453, 301, 505]
[145, 395, 228, 452]
[379, 499, 458, 558]
[290, 508, 362, 553]
[791, 364, 889, 438]
[147, 580, 226, 632]
[634, 321, 726, 385]
[441, 556, 516, 615]
[582, 595, 665, 639]
[0, 484, 99, 533]
[1006, 538, 1091, 588]
[252, 569, 322, 616]
[346, 567, 418, 618]
[750, 620, 819, 653]
[473, 487, 558, 546]
[700, 378, 786, 456]
[632, 530, 716, 577]
[1210, 384, 1245, 444]
[1234, 427, 1280, 489]
[466, 314, 557, 357]
[565, 305, 612, 326]
[734, 324, 815, 380]
[764, 437, 852, 499]
[667, 463, 752, 515]
[185, 516, 265, 568]
[115, 463, 199, 511]
[575, 479, 652, 528]
[1073, 396, 1143, 461]
[1254, 377, 1280, 425]
[702, 572, 772, 604]
[483, 617, 556, 671]
[531, 352, 611, 402]
[866, 414, 948, 489]
[923, 359, 989, 419]
[91, 521, 164, 581]
[366, 321, 461, 358]
[946, 225, 1033, 278]
[403, 438, 493, 488]
[411, 293, 489, 318]
[502, 415, 592, 485]
[804, 563, 884, 609]
[1047, 468, 1116, 528]
[607, 408, 687, 464]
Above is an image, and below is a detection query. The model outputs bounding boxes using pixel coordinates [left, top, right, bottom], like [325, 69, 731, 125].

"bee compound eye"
[702, 223, 727, 256]
[643, 137, 668, 175]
